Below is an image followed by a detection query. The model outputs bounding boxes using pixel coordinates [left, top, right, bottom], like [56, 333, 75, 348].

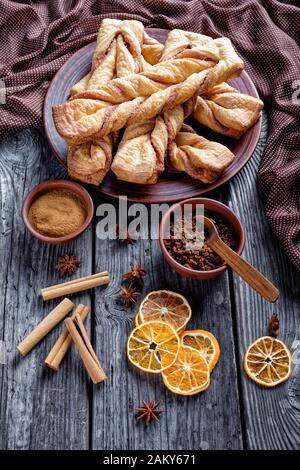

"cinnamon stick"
[42, 272, 109, 292]
[41, 272, 110, 301]
[74, 314, 101, 368]
[64, 317, 106, 384]
[45, 304, 90, 370]
[17, 298, 74, 356]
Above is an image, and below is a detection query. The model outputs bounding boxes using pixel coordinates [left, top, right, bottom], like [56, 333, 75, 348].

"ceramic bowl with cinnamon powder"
[22, 180, 94, 244]
[159, 198, 245, 280]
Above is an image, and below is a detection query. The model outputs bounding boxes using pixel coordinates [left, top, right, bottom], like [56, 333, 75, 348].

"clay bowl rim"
[159, 197, 246, 277]
[22, 179, 94, 244]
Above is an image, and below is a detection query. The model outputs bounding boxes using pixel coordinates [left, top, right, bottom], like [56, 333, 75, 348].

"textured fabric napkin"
[0, 0, 299, 269]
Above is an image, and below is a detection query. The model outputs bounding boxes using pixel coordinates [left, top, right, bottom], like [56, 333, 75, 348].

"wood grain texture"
[1, 111, 299, 450]
[0, 129, 92, 450]
[91, 212, 242, 450]
[227, 113, 300, 450]
[208, 230, 279, 303]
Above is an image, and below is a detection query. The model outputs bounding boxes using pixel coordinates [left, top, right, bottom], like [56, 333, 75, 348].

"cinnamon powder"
[28, 189, 87, 237]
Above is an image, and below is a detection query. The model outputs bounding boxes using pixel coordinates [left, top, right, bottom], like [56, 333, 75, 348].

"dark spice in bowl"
[163, 209, 237, 271]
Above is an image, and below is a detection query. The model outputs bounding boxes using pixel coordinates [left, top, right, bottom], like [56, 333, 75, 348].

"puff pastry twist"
[169, 125, 235, 183]
[111, 98, 196, 184]
[67, 19, 147, 185]
[111, 31, 243, 185]
[193, 82, 263, 138]
[142, 32, 164, 65]
[111, 30, 210, 184]
[53, 36, 244, 145]
[71, 29, 220, 102]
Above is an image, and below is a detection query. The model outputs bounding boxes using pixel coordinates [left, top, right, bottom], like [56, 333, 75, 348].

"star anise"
[119, 284, 140, 306]
[135, 400, 163, 426]
[116, 224, 136, 245]
[55, 254, 80, 277]
[269, 313, 280, 338]
[123, 263, 147, 287]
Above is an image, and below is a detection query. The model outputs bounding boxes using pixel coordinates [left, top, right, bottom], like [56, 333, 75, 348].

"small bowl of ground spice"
[22, 180, 94, 244]
[159, 198, 245, 280]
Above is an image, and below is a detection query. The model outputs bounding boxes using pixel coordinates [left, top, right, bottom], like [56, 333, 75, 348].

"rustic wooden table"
[0, 113, 299, 450]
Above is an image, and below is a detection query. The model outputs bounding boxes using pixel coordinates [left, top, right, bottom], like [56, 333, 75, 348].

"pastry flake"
[68, 136, 113, 186]
[169, 125, 235, 183]
[111, 116, 168, 184]
[193, 82, 263, 138]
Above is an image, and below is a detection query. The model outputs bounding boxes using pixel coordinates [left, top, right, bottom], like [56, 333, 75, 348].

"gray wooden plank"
[4, 114, 296, 450]
[0, 129, 92, 450]
[228, 112, 300, 450]
[91, 200, 243, 450]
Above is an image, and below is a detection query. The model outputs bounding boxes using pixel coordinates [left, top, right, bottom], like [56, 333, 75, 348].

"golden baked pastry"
[159, 29, 219, 62]
[110, 30, 219, 184]
[142, 28, 226, 67]
[52, 21, 264, 189]
[128, 37, 244, 126]
[71, 57, 216, 103]
[70, 19, 146, 96]
[111, 118, 168, 184]
[91, 18, 144, 74]
[53, 28, 226, 143]
[70, 73, 91, 96]
[72, 28, 220, 103]
[53, 35, 243, 145]
[111, 99, 195, 184]
[67, 19, 147, 185]
[142, 32, 164, 64]
[193, 82, 264, 138]
[169, 125, 235, 183]
[68, 136, 114, 185]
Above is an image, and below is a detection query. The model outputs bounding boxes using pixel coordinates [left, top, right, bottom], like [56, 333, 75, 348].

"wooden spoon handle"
[209, 238, 279, 303]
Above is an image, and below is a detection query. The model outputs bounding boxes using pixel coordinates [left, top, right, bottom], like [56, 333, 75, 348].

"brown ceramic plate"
[44, 28, 262, 203]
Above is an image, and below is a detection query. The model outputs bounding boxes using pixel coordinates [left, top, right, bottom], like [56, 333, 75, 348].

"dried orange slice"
[139, 290, 191, 332]
[162, 345, 210, 395]
[244, 336, 292, 387]
[181, 330, 220, 372]
[127, 321, 180, 373]
[135, 311, 142, 327]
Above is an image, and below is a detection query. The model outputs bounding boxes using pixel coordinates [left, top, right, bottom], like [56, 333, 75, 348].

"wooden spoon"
[201, 216, 279, 303]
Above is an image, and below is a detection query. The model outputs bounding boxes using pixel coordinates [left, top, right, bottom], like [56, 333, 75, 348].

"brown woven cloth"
[0, 1, 299, 269]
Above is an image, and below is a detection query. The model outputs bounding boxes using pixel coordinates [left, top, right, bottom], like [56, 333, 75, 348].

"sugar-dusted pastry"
[142, 32, 164, 64]
[159, 29, 219, 62]
[142, 29, 219, 64]
[193, 82, 263, 138]
[169, 125, 234, 184]
[68, 19, 147, 185]
[111, 100, 194, 184]
[70, 73, 91, 96]
[68, 136, 114, 185]
[111, 30, 215, 184]
[53, 36, 243, 145]
[111, 118, 167, 184]
[128, 37, 244, 126]
[70, 19, 146, 97]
